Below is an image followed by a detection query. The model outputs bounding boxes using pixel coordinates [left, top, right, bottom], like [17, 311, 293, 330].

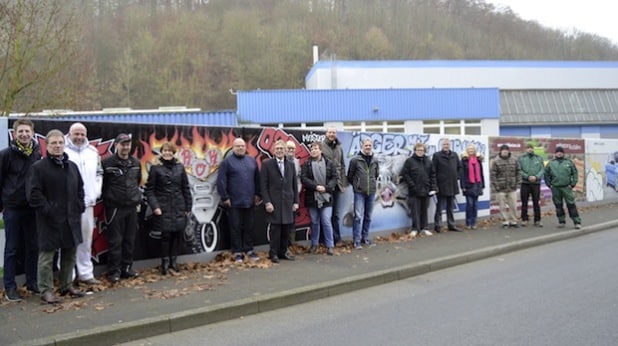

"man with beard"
[65, 123, 103, 285]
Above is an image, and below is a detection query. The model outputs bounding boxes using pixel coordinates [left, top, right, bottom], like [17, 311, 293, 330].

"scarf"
[16, 140, 34, 156]
[468, 156, 481, 184]
[311, 158, 331, 208]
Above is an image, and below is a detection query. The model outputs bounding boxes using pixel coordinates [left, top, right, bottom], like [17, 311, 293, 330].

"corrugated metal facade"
[237, 88, 499, 124]
[23, 111, 238, 127]
[500, 90, 618, 125]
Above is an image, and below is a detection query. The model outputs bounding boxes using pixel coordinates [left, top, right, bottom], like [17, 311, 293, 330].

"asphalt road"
[120, 228, 618, 346]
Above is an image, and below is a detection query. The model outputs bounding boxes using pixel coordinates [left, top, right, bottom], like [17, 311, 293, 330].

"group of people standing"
[216, 128, 379, 262]
[401, 140, 582, 236]
[2, 121, 583, 303]
[1, 120, 190, 304]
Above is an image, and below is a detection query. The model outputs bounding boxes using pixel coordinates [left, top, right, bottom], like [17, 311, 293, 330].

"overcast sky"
[486, 0, 618, 46]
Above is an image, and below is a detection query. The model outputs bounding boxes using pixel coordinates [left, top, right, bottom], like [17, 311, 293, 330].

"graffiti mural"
[585, 139, 618, 202]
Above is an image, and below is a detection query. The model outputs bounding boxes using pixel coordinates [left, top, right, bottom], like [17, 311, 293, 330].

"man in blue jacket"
[217, 138, 261, 263]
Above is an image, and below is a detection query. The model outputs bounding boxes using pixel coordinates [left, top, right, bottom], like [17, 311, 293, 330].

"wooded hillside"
[3, 0, 618, 114]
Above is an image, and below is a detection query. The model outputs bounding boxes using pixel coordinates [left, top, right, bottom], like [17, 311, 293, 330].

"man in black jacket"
[102, 133, 142, 283]
[432, 139, 462, 232]
[27, 129, 85, 304]
[0, 119, 41, 302]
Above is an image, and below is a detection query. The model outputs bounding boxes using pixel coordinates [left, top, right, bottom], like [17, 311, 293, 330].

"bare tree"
[0, 0, 81, 116]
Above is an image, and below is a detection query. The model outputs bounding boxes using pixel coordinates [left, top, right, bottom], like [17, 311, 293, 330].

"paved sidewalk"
[2, 202, 617, 346]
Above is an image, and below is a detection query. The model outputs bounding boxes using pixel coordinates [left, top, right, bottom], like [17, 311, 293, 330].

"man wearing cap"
[544, 146, 581, 229]
[102, 133, 142, 283]
[518, 143, 545, 227]
[65, 123, 103, 285]
[490, 144, 521, 228]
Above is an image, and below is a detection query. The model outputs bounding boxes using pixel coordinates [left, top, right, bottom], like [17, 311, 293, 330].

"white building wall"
[307, 65, 618, 90]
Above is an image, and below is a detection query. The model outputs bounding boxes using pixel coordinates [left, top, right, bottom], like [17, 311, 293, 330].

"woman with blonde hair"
[460, 144, 485, 229]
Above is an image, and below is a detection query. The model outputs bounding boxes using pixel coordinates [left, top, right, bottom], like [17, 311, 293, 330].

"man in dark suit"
[260, 140, 299, 263]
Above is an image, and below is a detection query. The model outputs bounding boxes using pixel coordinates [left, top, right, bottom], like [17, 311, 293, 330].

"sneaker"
[247, 251, 260, 262]
[4, 287, 23, 302]
[521, 220, 528, 227]
[509, 223, 520, 228]
[234, 253, 244, 263]
[362, 239, 376, 247]
[557, 223, 566, 229]
[471, 225, 477, 230]
[354, 242, 362, 250]
[502, 223, 510, 229]
[421, 229, 433, 236]
[409, 230, 418, 237]
[575, 224, 582, 229]
[327, 247, 334, 256]
[534, 222, 543, 228]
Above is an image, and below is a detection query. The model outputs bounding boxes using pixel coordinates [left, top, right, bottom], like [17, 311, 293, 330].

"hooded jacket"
[65, 134, 103, 207]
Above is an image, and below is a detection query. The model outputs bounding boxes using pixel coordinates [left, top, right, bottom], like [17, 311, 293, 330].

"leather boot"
[160, 258, 169, 275]
[169, 256, 180, 272]
[41, 290, 62, 304]
[120, 265, 139, 279]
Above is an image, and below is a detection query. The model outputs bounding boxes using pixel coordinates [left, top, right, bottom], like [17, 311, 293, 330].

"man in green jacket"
[518, 143, 545, 227]
[544, 146, 581, 229]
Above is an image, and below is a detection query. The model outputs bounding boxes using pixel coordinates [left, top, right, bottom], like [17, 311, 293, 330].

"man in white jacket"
[65, 123, 103, 285]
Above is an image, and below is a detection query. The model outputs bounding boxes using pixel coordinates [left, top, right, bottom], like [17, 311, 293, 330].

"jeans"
[309, 206, 334, 248]
[330, 190, 342, 243]
[465, 195, 478, 227]
[352, 192, 375, 244]
[227, 207, 254, 254]
[3, 208, 38, 290]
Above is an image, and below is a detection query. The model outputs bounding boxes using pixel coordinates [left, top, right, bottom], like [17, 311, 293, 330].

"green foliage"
[4, 0, 618, 113]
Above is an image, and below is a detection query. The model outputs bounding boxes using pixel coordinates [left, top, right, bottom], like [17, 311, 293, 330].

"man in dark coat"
[261, 140, 299, 263]
[432, 139, 462, 232]
[102, 133, 142, 283]
[27, 129, 85, 304]
[0, 119, 41, 302]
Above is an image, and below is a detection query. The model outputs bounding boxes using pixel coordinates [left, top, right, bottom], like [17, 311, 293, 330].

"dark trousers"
[268, 223, 290, 257]
[2, 208, 38, 289]
[104, 206, 138, 274]
[161, 231, 180, 258]
[331, 189, 342, 243]
[434, 195, 456, 229]
[410, 196, 429, 232]
[520, 183, 541, 222]
[227, 207, 254, 254]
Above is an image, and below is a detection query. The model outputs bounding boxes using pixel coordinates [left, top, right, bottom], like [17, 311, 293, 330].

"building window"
[423, 120, 482, 135]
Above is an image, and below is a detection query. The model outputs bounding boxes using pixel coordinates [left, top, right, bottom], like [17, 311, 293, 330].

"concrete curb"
[26, 219, 618, 346]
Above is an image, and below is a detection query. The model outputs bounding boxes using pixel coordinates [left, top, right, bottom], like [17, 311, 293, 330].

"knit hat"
[115, 133, 131, 144]
[555, 146, 564, 154]
[499, 144, 510, 151]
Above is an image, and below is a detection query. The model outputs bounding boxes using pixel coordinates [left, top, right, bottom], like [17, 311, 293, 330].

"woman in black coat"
[400, 142, 437, 237]
[145, 142, 192, 275]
